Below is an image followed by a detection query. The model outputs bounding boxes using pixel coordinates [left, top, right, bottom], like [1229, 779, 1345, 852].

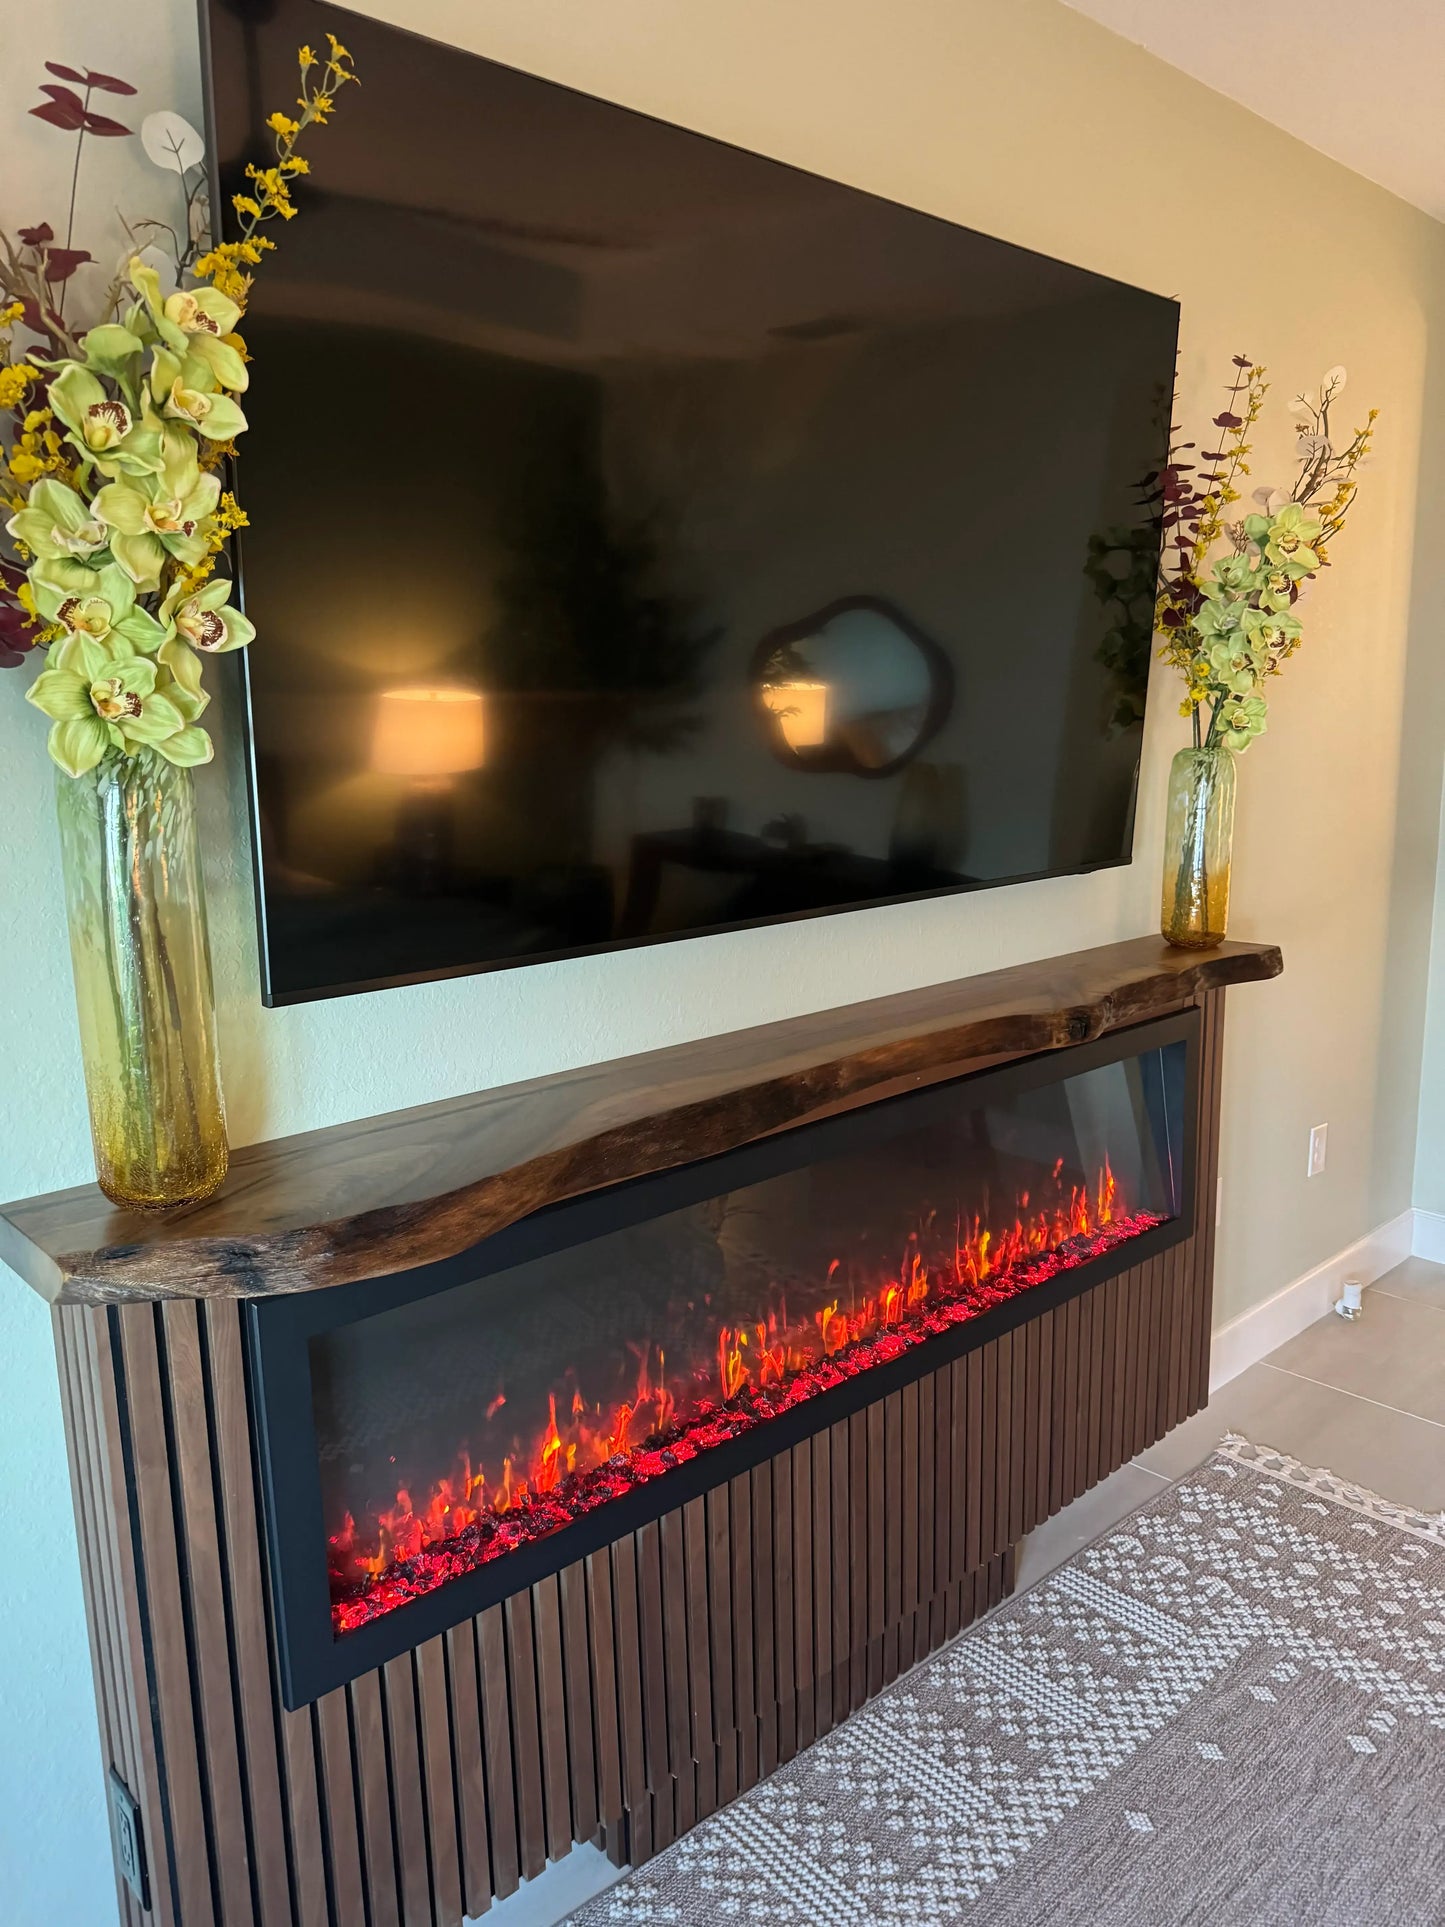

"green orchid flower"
[80, 323, 146, 379]
[31, 558, 168, 653]
[1244, 502, 1323, 578]
[1239, 605, 1302, 655]
[47, 365, 163, 479]
[128, 260, 248, 393]
[1217, 694, 1269, 752]
[1205, 641, 1257, 697]
[25, 632, 189, 775]
[1203, 553, 1261, 599]
[1194, 594, 1245, 641]
[149, 347, 248, 441]
[6, 479, 109, 563]
[1258, 568, 1296, 614]
[161, 576, 256, 656]
[93, 433, 221, 590]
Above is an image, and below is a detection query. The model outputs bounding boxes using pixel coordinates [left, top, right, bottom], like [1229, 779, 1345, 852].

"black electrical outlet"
[107, 1768, 150, 1910]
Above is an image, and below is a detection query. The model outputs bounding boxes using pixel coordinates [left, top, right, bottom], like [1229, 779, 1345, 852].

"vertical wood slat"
[1021, 1315, 1040, 1534]
[728, 1473, 758, 1794]
[416, 1637, 463, 1925]
[751, 1460, 777, 1775]
[203, 1305, 303, 1927]
[829, 1419, 850, 1730]
[706, 1486, 734, 1785]
[683, 1496, 716, 1820]
[992, 1331, 1012, 1556]
[1194, 989, 1226, 1411]
[1061, 1293, 1081, 1509]
[864, 1398, 885, 1700]
[900, 1380, 920, 1643]
[979, 1338, 998, 1564]
[1121, 1260, 1144, 1464]
[532, 1575, 573, 1863]
[315, 1692, 366, 1927]
[791, 1442, 814, 1752]
[88, 1301, 193, 1927]
[930, 1365, 949, 1603]
[1087, 1281, 1107, 1493]
[658, 1511, 694, 1833]
[445, 1622, 490, 1925]
[954, 1353, 972, 1585]
[847, 1411, 867, 1713]
[605, 1543, 647, 1866]
[634, 1520, 669, 1798]
[1165, 1240, 1186, 1433]
[477, 1603, 521, 1902]
[584, 1551, 622, 1827]
[116, 1305, 215, 1927]
[1156, 1233, 1179, 1449]
[560, 1560, 600, 1847]
[55, 1312, 146, 1927]
[160, 1300, 257, 1927]
[352, 1670, 401, 1927]
[771, 1447, 796, 1763]
[1034, 1309, 1054, 1531]
[382, 1655, 434, 1927]
[1116, 1263, 1136, 1466]
[811, 1428, 833, 1741]
[1010, 1323, 1029, 1545]
[502, 1591, 547, 1885]
[68, 1318, 147, 1927]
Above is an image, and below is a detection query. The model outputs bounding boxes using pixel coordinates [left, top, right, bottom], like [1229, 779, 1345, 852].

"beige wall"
[1415, 805, 1445, 1215]
[342, 0, 1445, 1312]
[3, 0, 1444, 1915]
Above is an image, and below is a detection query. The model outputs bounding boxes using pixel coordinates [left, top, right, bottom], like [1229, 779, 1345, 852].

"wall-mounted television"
[204, 0, 1179, 1004]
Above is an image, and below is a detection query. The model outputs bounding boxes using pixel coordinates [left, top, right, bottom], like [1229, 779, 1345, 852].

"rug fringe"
[1214, 1434, 1445, 1544]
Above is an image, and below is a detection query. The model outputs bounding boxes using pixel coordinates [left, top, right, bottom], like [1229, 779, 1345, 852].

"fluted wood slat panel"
[55, 989, 1226, 1923]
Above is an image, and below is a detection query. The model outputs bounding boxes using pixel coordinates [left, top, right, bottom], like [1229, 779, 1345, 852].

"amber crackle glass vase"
[1160, 744, 1237, 950]
[55, 751, 228, 1213]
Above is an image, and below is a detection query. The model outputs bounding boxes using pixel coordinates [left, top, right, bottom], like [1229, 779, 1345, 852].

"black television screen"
[205, 1, 1178, 1003]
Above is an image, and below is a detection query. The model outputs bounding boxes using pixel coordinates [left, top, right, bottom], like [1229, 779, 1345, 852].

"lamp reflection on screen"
[373, 686, 486, 893]
[763, 679, 828, 751]
[373, 686, 487, 778]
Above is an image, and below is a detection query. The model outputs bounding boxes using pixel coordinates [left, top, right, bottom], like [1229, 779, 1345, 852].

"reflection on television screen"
[208, 0, 1179, 1001]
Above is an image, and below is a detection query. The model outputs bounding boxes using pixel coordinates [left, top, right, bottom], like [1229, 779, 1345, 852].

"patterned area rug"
[569, 1438, 1445, 1925]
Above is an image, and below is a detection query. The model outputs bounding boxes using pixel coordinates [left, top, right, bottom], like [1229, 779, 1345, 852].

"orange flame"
[331, 1154, 1137, 1593]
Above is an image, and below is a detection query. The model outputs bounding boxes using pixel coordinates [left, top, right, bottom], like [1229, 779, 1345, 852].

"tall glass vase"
[55, 751, 228, 1213]
[1160, 745, 1237, 950]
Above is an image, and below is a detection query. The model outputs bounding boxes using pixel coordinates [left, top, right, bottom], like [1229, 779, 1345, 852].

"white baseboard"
[1208, 1208, 1415, 1392]
[1413, 1209, 1445, 1264]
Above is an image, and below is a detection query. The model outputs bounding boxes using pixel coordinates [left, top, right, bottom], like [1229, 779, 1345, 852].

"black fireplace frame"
[248, 1009, 1198, 1707]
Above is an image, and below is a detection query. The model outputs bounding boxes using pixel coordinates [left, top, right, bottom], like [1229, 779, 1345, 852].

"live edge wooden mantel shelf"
[3, 935, 1280, 1927]
[2, 936, 1279, 1307]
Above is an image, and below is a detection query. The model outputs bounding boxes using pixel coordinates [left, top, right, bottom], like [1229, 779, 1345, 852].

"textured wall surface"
[3, 1, 1444, 1921]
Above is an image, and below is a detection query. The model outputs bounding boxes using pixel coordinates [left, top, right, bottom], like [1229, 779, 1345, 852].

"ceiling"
[1063, 0, 1445, 223]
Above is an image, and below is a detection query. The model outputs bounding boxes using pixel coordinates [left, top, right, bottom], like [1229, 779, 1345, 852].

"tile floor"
[1016, 1254, 1445, 1591]
[478, 1256, 1445, 1925]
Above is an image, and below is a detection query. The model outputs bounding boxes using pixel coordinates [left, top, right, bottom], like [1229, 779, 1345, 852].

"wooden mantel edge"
[0, 937, 1281, 1306]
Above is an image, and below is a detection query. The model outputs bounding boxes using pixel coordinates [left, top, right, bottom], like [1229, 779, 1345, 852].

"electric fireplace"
[8, 938, 1279, 1922]
[251, 1012, 1194, 1704]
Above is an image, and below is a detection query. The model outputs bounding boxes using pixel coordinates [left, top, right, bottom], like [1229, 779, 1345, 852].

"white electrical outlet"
[1308, 1123, 1328, 1177]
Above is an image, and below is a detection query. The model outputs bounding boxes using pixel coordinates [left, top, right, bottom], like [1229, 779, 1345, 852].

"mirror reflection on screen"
[209, 0, 1179, 1002]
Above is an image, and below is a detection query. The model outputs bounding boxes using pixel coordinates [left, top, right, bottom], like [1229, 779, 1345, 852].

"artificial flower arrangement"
[1156, 357, 1376, 752]
[1153, 357, 1377, 945]
[0, 36, 356, 768]
[0, 37, 356, 1212]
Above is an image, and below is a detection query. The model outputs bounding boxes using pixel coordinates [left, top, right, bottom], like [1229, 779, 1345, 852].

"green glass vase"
[1160, 744, 1237, 950]
[55, 751, 228, 1213]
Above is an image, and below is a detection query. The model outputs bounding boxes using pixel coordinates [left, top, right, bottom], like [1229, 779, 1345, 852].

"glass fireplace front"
[250, 1014, 1194, 1702]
